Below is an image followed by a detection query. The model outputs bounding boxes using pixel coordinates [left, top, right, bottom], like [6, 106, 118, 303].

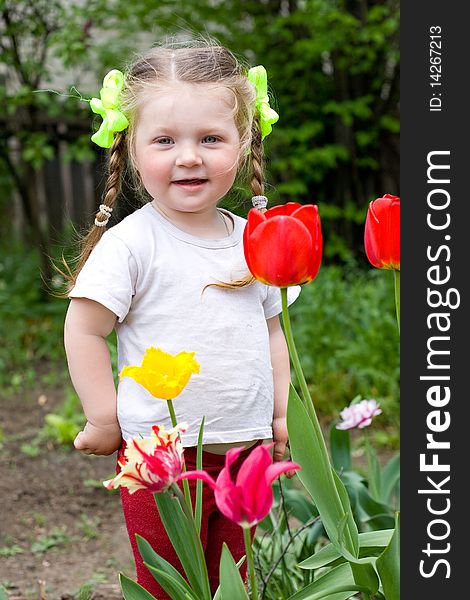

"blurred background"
[0, 0, 399, 597]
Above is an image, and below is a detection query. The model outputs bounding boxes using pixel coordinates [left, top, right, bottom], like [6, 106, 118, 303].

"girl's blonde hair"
[60, 38, 268, 292]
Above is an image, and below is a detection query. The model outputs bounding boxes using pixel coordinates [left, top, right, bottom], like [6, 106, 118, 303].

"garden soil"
[0, 383, 134, 599]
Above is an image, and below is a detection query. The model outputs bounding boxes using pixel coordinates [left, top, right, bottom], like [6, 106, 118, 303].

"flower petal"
[264, 461, 301, 486]
[364, 195, 400, 270]
[235, 445, 274, 520]
[120, 347, 200, 399]
[248, 216, 314, 286]
[244, 209, 266, 275]
[214, 483, 245, 524]
[177, 469, 217, 489]
[265, 202, 303, 218]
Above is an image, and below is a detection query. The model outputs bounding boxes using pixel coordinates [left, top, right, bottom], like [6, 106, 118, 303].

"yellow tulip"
[119, 347, 200, 400]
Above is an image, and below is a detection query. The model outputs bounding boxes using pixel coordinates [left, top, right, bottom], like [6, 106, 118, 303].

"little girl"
[63, 40, 299, 597]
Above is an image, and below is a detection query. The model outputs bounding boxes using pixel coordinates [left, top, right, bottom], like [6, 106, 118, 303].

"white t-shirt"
[69, 202, 300, 446]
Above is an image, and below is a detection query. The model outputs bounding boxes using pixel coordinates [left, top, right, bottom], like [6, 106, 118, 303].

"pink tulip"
[336, 399, 382, 430]
[178, 443, 300, 528]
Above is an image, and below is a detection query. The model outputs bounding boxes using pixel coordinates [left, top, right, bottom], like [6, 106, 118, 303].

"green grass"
[0, 544, 24, 558]
[30, 526, 70, 554]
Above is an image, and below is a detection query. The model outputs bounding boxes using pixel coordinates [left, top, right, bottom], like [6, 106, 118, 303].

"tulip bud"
[364, 194, 400, 270]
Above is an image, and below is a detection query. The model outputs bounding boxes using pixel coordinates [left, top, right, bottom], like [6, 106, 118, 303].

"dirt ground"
[0, 382, 134, 599]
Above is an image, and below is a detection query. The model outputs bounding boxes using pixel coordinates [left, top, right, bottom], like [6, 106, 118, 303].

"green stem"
[280, 289, 315, 420]
[167, 399, 178, 427]
[280, 289, 331, 456]
[243, 526, 258, 599]
[170, 483, 194, 523]
[393, 269, 400, 334]
[167, 399, 193, 514]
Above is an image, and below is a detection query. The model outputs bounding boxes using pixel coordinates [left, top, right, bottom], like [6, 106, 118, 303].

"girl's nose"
[175, 143, 203, 167]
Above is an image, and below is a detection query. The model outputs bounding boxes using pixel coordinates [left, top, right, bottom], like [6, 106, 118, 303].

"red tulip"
[364, 194, 400, 270]
[243, 202, 322, 287]
[178, 443, 300, 528]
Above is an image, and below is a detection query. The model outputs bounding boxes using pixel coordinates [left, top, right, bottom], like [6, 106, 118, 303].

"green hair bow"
[90, 69, 129, 148]
[247, 65, 279, 140]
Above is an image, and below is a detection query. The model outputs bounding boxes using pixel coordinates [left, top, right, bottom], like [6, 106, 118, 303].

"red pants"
[118, 441, 260, 598]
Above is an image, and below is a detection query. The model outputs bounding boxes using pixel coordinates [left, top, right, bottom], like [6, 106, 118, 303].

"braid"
[94, 132, 126, 227]
[250, 120, 265, 198]
[57, 132, 127, 295]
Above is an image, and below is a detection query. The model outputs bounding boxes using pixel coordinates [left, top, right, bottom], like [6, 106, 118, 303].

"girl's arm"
[64, 298, 122, 455]
[267, 315, 295, 477]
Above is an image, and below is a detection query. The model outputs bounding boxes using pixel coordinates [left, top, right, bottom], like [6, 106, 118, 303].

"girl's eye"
[156, 137, 173, 145]
[202, 135, 219, 144]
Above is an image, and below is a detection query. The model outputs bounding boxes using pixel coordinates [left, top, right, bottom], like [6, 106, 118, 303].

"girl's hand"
[74, 421, 122, 456]
[272, 416, 296, 478]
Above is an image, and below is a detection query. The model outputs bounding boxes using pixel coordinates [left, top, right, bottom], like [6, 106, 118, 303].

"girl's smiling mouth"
[172, 179, 208, 189]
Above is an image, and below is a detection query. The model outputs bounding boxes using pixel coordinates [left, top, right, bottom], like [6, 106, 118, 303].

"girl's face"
[133, 83, 241, 217]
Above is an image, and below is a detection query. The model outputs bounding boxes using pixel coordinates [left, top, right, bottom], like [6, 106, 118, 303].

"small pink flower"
[178, 443, 300, 528]
[336, 400, 382, 430]
[103, 423, 186, 494]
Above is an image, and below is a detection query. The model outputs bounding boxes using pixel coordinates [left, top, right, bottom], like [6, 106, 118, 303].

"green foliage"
[289, 265, 400, 433]
[19, 131, 55, 171]
[254, 479, 322, 599]
[330, 426, 399, 532]
[0, 239, 119, 394]
[376, 513, 400, 600]
[0, 241, 68, 391]
[218, 544, 250, 599]
[74, 573, 107, 600]
[30, 526, 70, 553]
[0, 543, 24, 557]
[287, 385, 359, 560]
[42, 388, 86, 446]
[78, 513, 102, 541]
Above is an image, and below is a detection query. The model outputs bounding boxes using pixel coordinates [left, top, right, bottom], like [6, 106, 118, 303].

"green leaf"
[330, 425, 352, 472]
[154, 492, 211, 599]
[380, 454, 400, 506]
[280, 486, 319, 524]
[120, 573, 157, 599]
[136, 535, 197, 599]
[287, 385, 359, 558]
[287, 563, 366, 599]
[332, 469, 357, 528]
[218, 543, 249, 599]
[195, 416, 205, 535]
[364, 436, 382, 501]
[350, 561, 379, 596]
[376, 513, 400, 600]
[340, 471, 395, 530]
[213, 556, 246, 600]
[356, 485, 395, 530]
[299, 529, 394, 569]
[0, 585, 8, 600]
[145, 564, 199, 600]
